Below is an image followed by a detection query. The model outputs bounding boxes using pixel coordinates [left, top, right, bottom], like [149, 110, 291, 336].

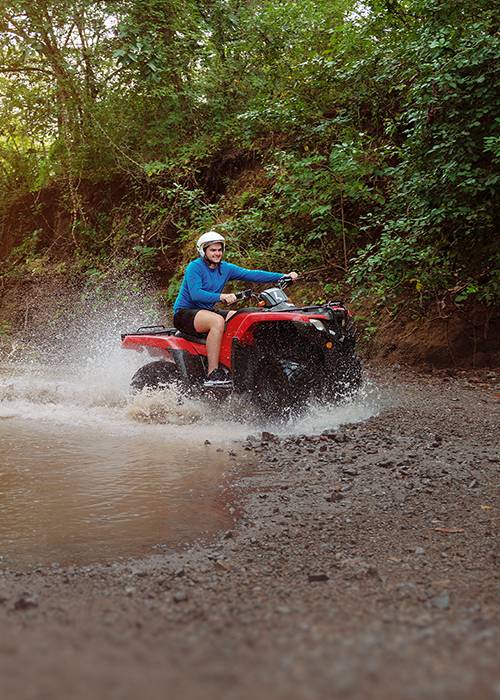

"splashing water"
[0, 288, 385, 567]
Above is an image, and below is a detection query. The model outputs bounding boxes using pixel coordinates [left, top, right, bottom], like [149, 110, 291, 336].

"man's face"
[204, 243, 223, 264]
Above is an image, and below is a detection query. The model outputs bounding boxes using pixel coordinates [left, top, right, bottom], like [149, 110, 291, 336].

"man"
[173, 231, 298, 388]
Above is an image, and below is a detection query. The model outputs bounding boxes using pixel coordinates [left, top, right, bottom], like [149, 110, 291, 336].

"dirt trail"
[0, 368, 498, 700]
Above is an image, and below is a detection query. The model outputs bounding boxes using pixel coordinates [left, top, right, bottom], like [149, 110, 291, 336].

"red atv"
[121, 277, 361, 416]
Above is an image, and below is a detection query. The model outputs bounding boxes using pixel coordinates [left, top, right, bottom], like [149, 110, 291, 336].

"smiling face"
[204, 242, 224, 266]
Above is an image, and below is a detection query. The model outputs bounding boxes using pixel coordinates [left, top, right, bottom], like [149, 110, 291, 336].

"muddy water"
[0, 417, 235, 568]
[0, 355, 381, 569]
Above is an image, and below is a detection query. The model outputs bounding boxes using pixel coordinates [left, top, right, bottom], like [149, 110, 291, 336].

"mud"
[0, 367, 498, 699]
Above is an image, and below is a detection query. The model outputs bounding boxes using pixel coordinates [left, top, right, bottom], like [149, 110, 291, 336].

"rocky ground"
[0, 367, 498, 700]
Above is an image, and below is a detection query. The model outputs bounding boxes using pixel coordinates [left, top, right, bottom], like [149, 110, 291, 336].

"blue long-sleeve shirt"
[173, 258, 284, 313]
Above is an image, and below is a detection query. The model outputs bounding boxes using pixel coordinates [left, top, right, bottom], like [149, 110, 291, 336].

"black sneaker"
[203, 367, 233, 389]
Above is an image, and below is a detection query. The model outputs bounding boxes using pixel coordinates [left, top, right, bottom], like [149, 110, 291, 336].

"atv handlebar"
[234, 289, 253, 301]
[278, 275, 294, 289]
[232, 276, 295, 303]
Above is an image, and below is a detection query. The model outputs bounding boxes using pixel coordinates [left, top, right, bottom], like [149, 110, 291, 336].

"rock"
[326, 491, 344, 503]
[342, 466, 359, 476]
[430, 592, 450, 610]
[173, 591, 188, 603]
[215, 560, 231, 572]
[276, 606, 291, 615]
[307, 572, 329, 583]
[14, 593, 39, 611]
[414, 547, 426, 555]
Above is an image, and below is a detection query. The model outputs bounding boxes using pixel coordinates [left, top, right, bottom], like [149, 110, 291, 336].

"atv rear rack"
[120, 325, 177, 341]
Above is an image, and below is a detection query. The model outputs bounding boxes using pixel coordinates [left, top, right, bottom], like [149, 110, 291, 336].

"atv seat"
[174, 330, 207, 345]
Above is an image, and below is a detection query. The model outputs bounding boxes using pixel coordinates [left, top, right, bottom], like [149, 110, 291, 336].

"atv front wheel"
[131, 360, 179, 392]
[324, 353, 362, 400]
[337, 354, 362, 389]
[254, 359, 311, 418]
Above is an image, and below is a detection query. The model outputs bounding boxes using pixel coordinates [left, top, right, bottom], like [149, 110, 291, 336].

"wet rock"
[261, 431, 279, 442]
[321, 430, 348, 443]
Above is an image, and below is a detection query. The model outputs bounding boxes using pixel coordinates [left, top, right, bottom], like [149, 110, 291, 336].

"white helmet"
[196, 231, 225, 258]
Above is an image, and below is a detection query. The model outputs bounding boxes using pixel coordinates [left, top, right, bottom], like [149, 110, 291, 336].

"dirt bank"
[359, 301, 500, 369]
[0, 368, 498, 699]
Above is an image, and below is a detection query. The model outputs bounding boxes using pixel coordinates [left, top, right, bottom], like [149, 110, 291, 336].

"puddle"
[0, 415, 242, 569]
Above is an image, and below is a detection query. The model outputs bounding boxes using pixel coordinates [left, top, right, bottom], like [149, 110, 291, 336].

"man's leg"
[193, 310, 225, 374]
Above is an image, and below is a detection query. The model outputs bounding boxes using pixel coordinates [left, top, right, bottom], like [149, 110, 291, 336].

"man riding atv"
[173, 231, 298, 388]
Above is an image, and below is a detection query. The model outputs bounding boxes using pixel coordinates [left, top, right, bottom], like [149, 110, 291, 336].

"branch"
[0, 64, 52, 76]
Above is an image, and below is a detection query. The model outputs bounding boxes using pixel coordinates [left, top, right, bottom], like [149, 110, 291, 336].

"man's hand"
[220, 293, 237, 305]
[286, 271, 299, 281]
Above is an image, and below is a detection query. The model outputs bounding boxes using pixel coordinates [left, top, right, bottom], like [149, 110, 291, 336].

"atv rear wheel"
[254, 359, 311, 418]
[131, 360, 179, 392]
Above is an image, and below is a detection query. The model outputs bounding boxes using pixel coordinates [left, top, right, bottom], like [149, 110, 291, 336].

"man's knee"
[211, 314, 225, 332]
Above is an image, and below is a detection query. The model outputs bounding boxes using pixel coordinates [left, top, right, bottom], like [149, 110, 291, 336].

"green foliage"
[0, 0, 498, 312]
[348, 0, 499, 306]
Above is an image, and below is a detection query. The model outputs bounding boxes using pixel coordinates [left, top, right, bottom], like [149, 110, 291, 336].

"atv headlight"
[309, 319, 326, 332]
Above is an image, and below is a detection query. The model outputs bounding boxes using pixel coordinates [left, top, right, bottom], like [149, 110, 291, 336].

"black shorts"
[173, 308, 228, 336]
